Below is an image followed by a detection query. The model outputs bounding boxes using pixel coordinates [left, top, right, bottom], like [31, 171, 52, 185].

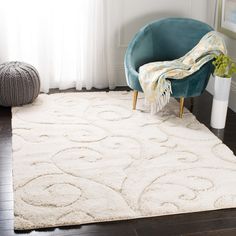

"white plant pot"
[210, 76, 231, 129]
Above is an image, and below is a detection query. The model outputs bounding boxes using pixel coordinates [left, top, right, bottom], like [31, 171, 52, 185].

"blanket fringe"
[145, 79, 172, 114]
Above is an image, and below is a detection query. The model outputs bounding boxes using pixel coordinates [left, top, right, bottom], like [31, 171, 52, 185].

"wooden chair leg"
[179, 97, 184, 118]
[133, 91, 138, 110]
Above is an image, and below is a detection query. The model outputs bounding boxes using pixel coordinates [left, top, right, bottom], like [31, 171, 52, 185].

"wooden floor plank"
[0, 219, 14, 230]
[0, 200, 14, 211]
[185, 228, 236, 236]
[0, 169, 12, 178]
[0, 177, 13, 186]
[0, 210, 14, 221]
[0, 185, 13, 193]
[135, 216, 236, 236]
[0, 192, 13, 201]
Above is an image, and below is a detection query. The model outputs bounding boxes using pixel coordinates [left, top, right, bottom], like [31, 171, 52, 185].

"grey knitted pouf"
[0, 62, 40, 107]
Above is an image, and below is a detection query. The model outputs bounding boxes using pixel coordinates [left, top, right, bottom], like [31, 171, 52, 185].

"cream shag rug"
[12, 92, 236, 230]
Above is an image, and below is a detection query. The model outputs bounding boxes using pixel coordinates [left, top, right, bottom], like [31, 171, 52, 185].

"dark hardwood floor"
[1, 89, 236, 236]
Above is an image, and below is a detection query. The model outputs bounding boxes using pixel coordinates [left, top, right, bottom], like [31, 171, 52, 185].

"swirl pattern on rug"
[12, 91, 236, 230]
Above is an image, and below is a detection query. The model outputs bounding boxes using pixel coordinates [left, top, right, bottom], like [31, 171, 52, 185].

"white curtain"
[0, 0, 114, 93]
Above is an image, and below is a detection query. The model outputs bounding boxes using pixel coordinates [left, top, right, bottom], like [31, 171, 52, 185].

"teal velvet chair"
[124, 18, 214, 117]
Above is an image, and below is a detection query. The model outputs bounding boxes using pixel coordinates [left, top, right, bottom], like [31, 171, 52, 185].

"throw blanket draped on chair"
[139, 31, 227, 113]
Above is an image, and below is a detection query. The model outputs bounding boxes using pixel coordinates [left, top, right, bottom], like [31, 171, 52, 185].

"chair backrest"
[149, 18, 213, 61]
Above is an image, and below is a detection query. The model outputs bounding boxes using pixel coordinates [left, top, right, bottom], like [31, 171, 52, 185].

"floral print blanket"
[139, 31, 227, 113]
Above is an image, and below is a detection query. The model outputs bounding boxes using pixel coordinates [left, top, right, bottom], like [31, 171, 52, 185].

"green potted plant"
[213, 54, 236, 78]
[211, 54, 236, 129]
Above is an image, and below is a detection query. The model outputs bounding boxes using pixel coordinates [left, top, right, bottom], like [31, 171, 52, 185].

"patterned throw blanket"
[139, 31, 227, 113]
